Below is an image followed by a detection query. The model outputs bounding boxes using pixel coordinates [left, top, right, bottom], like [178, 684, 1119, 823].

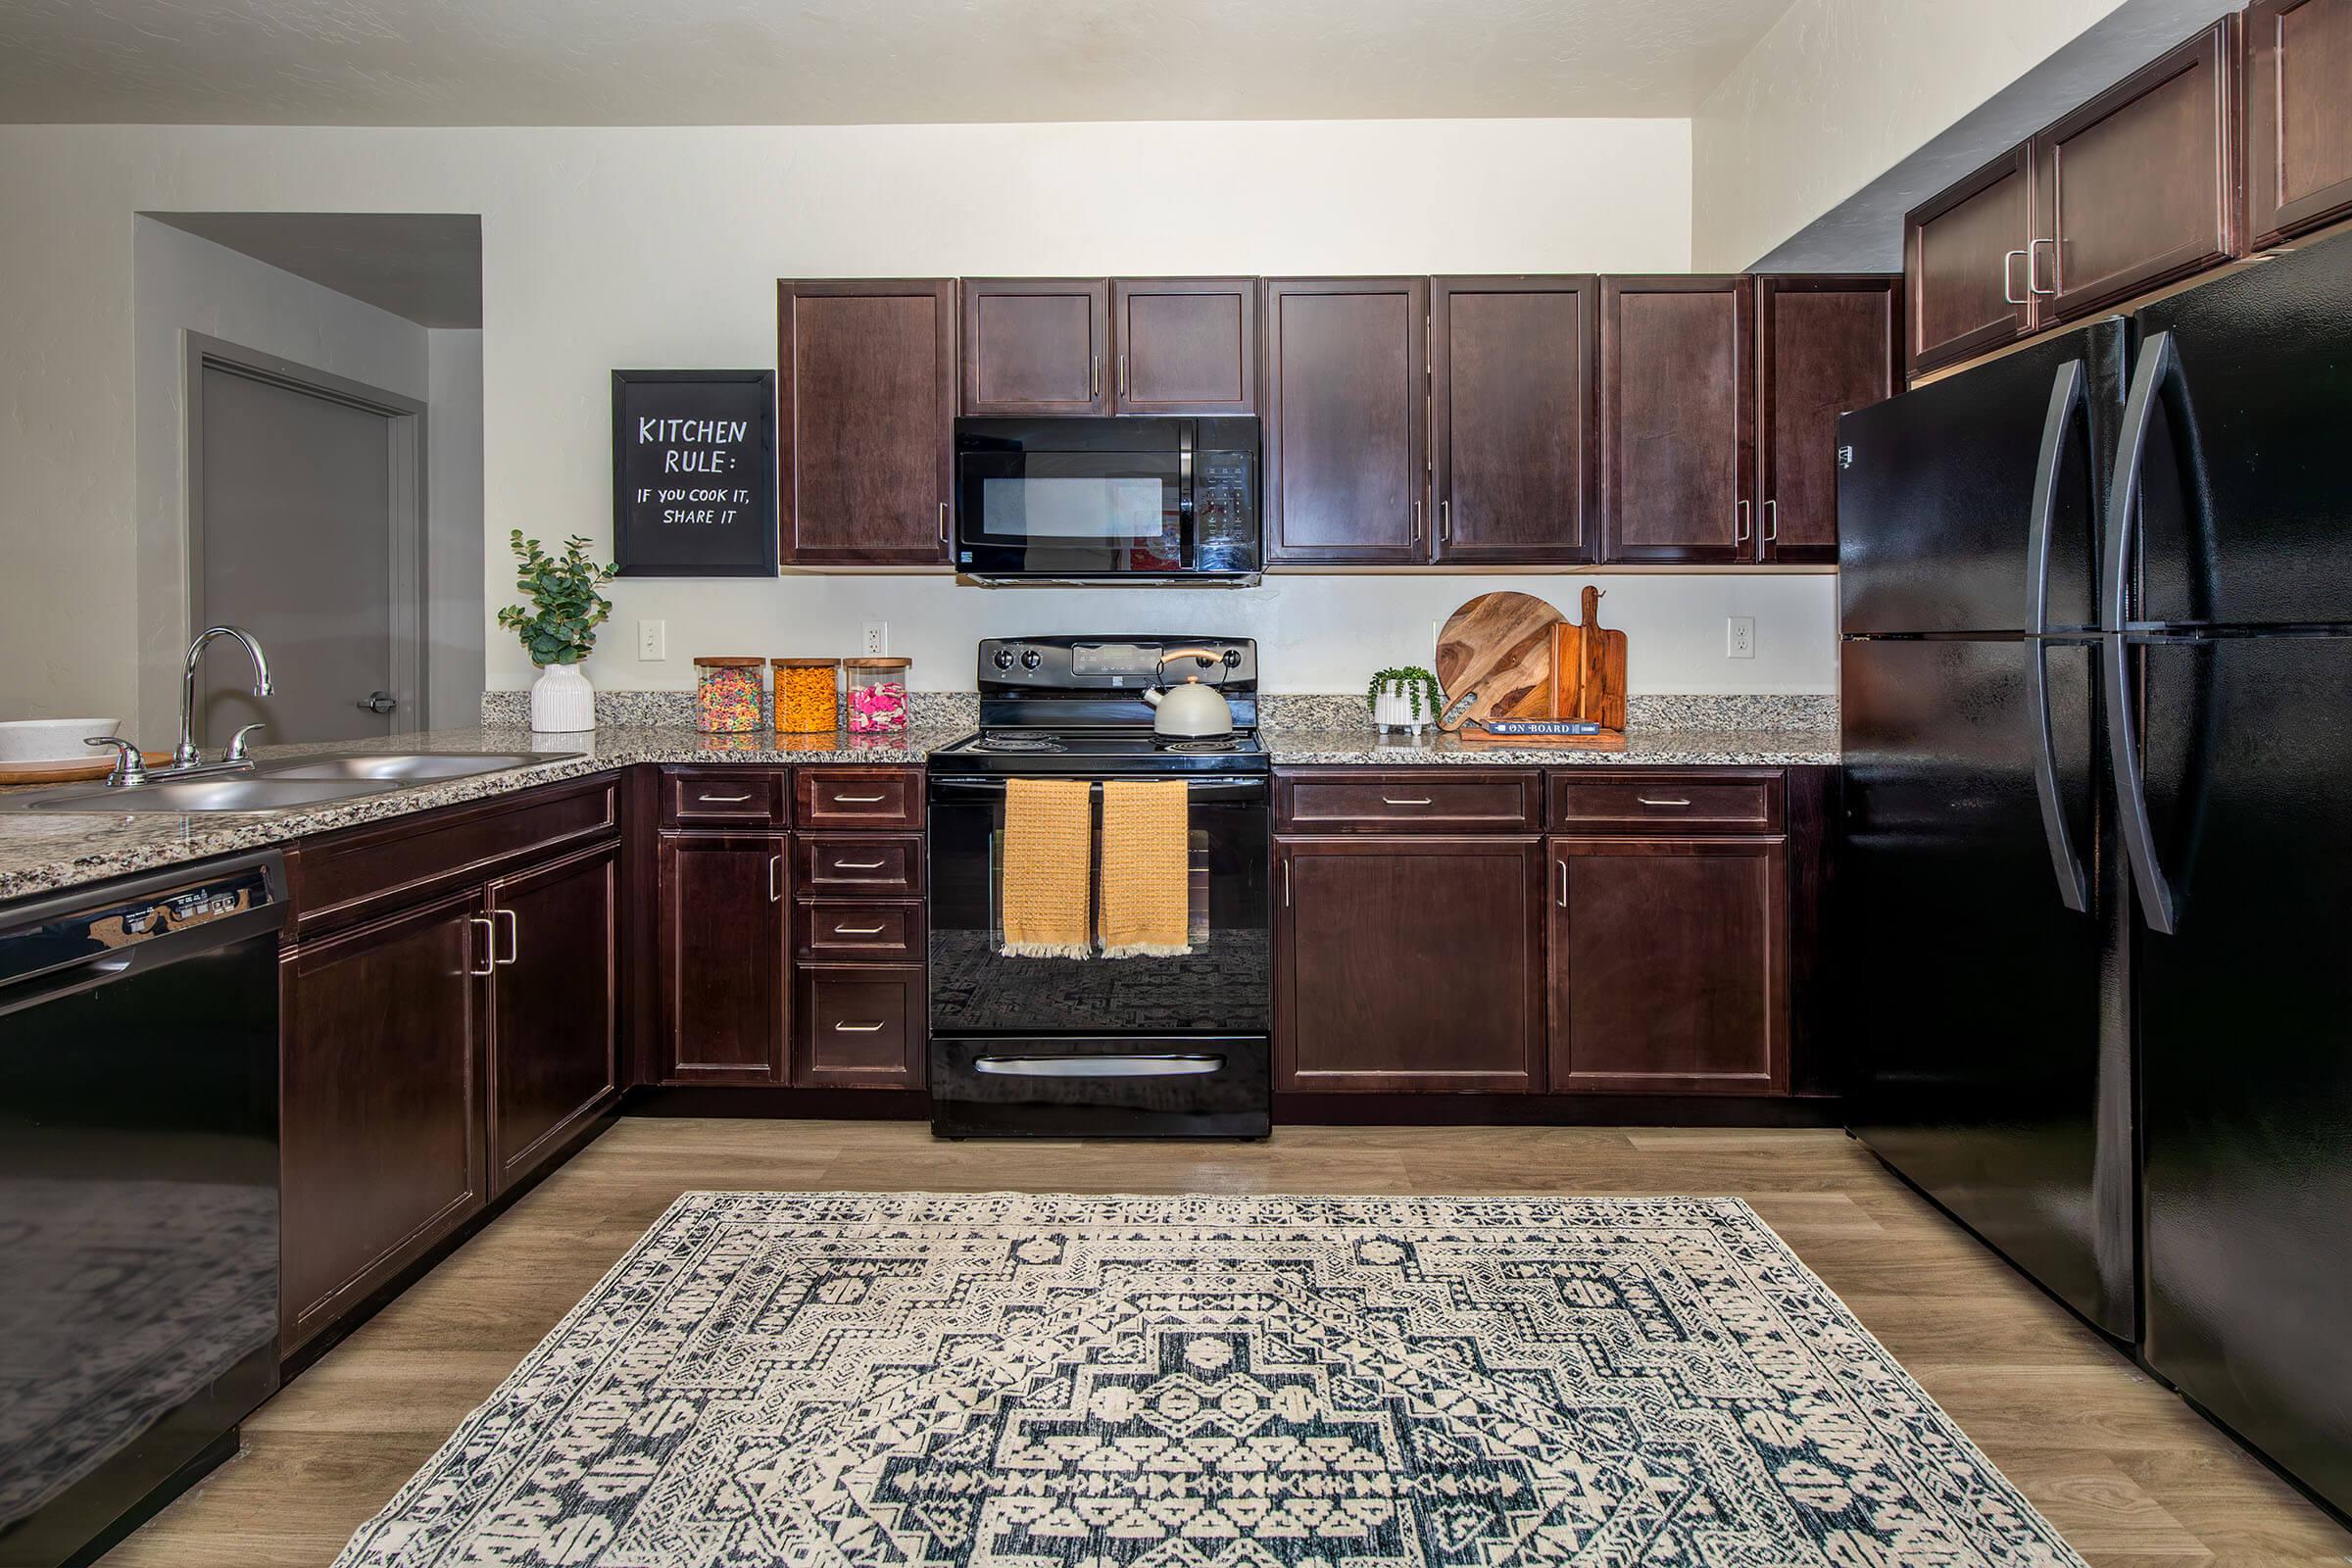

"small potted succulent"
[497, 530, 616, 733]
[1367, 665, 1443, 734]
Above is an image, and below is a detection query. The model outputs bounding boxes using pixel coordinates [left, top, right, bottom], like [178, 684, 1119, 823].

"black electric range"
[925, 637, 1271, 1139]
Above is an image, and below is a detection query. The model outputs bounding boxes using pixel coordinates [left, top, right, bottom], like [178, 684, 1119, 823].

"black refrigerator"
[1839, 230, 2352, 1518]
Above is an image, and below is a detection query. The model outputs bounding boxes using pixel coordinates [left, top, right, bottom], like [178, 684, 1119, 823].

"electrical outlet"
[861, 621, 888, 657]
[637, 619, 666, 661]
[1726, 616, 1755, 660]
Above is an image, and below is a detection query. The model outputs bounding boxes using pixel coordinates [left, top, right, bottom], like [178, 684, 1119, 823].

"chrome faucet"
[172, 625, 273, 770]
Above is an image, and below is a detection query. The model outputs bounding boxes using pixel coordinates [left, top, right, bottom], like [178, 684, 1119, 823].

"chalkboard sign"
[612, 369, 777, 576]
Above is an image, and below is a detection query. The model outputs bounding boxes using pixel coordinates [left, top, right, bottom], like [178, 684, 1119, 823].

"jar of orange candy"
[770, 658, 839, 733]
[693, 657, 763, 733]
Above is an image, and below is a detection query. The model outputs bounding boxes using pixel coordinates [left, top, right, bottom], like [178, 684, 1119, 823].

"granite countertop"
[1259, 719, 1841, 768]
[0, 721, 966, 904]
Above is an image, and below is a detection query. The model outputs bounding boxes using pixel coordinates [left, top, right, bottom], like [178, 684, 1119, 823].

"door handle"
[1411, 500, 1424, 544]
[358, 690, 397, 714]
[1439, 499, 1451, 543]
[2028, 361, 2092, 914]
[2028, 236, 2057, 298]
[1281, 856, 1291, 908]
[1091, 353, 1101, 399]
[467, 915, 495, 976]
[494, 907, 518, 966]
[1735, 500, 1751, 545]
[1116, 353, 1127, 397]
[2003, 248, 2029, 307]
[1556, 858, 1568, 907]
[832, 1019, 885, 1033]
[1762, 499, 1778, 545]
[767, 855, 781, 904]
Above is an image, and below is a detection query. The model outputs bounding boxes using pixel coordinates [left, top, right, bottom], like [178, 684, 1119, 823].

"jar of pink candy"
[843, 658, 910, 734]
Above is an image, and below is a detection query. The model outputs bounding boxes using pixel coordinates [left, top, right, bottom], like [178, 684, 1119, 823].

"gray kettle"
[1143, 648, 1235, 738]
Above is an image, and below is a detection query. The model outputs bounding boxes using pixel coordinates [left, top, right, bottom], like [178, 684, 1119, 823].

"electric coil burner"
[926, 637, 1270, 1139]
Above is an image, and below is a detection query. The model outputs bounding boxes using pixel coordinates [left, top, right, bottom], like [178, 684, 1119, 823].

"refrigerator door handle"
[2024, 361, 2090, 913]
[2029, 642, 2090, 913]
[2102, 331, 2184, 935]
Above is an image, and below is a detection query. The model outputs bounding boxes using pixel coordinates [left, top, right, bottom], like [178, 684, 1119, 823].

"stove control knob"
[1020, 649, 1044, 671]
[992, 648, 1015, 670]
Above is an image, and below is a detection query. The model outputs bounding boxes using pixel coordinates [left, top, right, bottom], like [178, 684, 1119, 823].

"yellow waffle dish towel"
[1100, 779, 1192, 958]
[1001, 778, 1094, 958]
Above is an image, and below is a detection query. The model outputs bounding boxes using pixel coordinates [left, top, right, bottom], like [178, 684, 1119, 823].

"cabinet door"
[2034, 17, 2242, 323]
[2247, 0, 2352, 246]
[1904, 147, 2035, 374]
[1431, 275, 1597, 564]
[1275, 836, 1543, 1092]
[1112, 277, 1256, 415]
[280, 889, 486, 1353]
[795, 964, 926, 1089]
[1261, 277, 1430, 565]
[486, 841, 617, 1196]
[657, 832, 787, 1083]
[777, 279, 955, 565]
[1548, 837, 1788, 1096]
[960, 278, 1110, 416]
[1754, 274, 1901, 564]
[1600, 275, 1753, 564]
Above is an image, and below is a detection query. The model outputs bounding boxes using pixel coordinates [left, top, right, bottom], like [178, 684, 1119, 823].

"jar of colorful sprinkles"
[771, 657, 840, 733]
[693, 657, 763, 733]
[843, 657, 910, 734]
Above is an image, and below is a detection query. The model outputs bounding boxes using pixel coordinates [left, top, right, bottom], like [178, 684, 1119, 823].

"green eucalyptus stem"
[496, 530, 617, 667]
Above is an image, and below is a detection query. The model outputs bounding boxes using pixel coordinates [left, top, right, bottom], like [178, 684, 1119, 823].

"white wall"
[426, 328, 486, 724]
[1690, 0, 2130, 271]
[1, 119, 1840, 720]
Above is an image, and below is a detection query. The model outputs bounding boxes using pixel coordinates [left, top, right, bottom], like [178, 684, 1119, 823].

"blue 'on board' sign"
[612, 369, 777, 577]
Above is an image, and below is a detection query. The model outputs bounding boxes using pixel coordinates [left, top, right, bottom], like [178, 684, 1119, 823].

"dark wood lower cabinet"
[279, 888, 486, 1354]
[1274, 836, 1544, 1093]
[1546, 836, 1788, 1095]
[796, 963, 927, 1088]
[486, 841, 619, 1196]
[657, 831, 787, 1083]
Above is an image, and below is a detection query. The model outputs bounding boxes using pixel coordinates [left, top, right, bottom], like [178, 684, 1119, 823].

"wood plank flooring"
[104, 1118, 2352, 1567]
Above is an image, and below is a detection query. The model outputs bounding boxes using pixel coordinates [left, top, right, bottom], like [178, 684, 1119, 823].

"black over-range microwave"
[952, 416, 1259, 585]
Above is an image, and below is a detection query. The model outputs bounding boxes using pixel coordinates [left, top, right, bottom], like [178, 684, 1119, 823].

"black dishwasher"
[0, 852, 284, 1568]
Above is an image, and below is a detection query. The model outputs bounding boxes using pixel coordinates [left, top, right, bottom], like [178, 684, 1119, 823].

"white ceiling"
[0, 0, 1798, 125]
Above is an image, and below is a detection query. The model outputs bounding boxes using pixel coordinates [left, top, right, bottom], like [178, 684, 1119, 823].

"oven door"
[956, 447, 1189, 576]
[927, 774, 1270, 1037]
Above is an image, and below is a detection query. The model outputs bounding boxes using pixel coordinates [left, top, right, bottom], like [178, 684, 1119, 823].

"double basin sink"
[1, 751, 580, 813]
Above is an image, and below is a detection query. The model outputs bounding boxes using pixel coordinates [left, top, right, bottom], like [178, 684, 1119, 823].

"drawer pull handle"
[976, 1054, 1222, 1079]
[833, 923, 886, 936]
[1381, 796, 1433, 807]
[833, 858, 887, 870]
[832, 793, 887, 804]
[833, 1019, 886, 1033]
[1637, 797, 1692, 808]
[696, 792, 754, 804]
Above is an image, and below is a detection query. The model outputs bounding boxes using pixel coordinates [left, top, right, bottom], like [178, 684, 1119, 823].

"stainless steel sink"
[0, 750, 580, 813]
[261, 752, 561, 783]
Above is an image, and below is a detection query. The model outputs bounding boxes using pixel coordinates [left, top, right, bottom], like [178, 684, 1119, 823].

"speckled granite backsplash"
[485, 690, 1830, 732]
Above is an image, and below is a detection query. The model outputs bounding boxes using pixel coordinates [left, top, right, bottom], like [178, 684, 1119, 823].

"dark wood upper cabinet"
[1754, 274, 1901, 564]
[1111, 277, 1256, 415]
[2034, 17, 2243, 324]
[1905, 147, 2037, 375]
[657, 831, 787, 1084]
[1547, 836, 1788, 1096]
[2248, 0, 2352, 246]
[1599, 275, 1753, 564]
[777, 278, 955, 566]
[1260, 277, 1430, 565]
[1430, 275, 1597, 565]
[960, 278, 1110, 415]
[485, 840, 618, 1197]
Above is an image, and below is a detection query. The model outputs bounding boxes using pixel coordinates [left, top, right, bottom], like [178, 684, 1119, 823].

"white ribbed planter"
[529, 663, 595, 732]
[1371, 680, 1436, 734]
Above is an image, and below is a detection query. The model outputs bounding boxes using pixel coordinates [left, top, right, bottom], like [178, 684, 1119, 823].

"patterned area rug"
[333, 1193, 2085, 1567]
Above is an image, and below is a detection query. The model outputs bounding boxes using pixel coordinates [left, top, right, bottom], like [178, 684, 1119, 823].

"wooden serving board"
[0, 751, 171, 784]
[1456, 727, 1628, 752]
[1435, 591, 1566, 730]
[1551, 586, 1628, 730]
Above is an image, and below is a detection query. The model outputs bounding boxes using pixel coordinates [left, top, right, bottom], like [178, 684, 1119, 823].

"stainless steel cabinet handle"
[467, 915, 496, 976]
[1557, 859, 1568, 907]
[1282, 857, 1291, 908]
[1116, 353, 1127, 397]
[939, 501, 949, 546]
[2003, 248, 2029, 306]
[832, 794, 886, 804]
[697, 792, 753, 804]
[1411, 500, 1424, 543]
[1381, 796, 1432, 807]
[1439, 499, 1451, 543]
[1735, 500, 1751, 545]
[1763, 499, 1778, 544]
[833, 1019, 885, 1033]
[2028, 236, 2057, 297]
[833, 858, 886, 870]
[1636, 797, 1690, 808]
[833, 923, 885, 936]
[495, 907, 518, 966]
[767, 855, 781, 904]
[1091, 353, 1101, 398]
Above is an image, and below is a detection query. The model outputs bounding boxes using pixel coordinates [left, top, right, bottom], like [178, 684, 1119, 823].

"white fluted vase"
[529, 662, 595, 732]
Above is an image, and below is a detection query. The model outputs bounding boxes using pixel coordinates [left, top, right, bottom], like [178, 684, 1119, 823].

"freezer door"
[1840, 636, 2134, 1338]
[2133, 631, 2352, 1514]
[2125, 231, 2352, 630]
[1838, 321, 2124, 637]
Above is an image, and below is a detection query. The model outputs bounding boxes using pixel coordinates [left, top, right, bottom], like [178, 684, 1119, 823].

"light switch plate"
[637, 618, 666, 661]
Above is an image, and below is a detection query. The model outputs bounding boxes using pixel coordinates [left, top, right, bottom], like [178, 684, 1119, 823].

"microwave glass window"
[983, 476, 1167, 540]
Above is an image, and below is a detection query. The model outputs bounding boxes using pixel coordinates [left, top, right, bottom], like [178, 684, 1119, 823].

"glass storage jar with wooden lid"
[844, 657, 911, 734]
[693, 657, 763, 733]
[771, 657, 840, 733]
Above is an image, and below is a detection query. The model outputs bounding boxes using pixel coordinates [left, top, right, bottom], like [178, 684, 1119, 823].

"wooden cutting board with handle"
[1435, 592, 1565, 729]
[1550, 585, 1627, 730]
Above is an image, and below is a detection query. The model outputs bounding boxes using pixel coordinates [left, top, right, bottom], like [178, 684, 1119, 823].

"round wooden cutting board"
[1435, 591, 1566, 728]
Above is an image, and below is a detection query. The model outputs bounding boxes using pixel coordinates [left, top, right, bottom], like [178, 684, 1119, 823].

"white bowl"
[0, 717, 122, 764]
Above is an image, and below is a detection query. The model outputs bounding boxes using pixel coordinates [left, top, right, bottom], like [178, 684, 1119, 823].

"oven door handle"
[931, 775, 1266, 800]
[973, 1054, 1225, 1079]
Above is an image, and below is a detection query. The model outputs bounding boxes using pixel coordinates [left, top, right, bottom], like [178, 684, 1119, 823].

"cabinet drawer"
[1274, 769, 1540, 832]
[795, 964, 925, 1089]
[1548, 772, 1784, 834]
[796, 766, 923, 830]
[797, 900, 924, 960]
[662, 767, 788, 826]
[795, 834, 924, 897]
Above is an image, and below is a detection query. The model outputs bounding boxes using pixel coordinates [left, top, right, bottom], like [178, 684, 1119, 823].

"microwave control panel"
[1195, 453, 1258, 573]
